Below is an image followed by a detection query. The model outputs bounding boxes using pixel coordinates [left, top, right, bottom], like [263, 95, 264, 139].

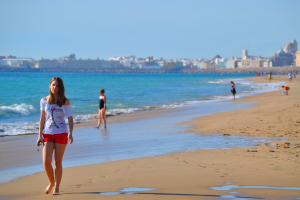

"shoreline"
[44, 75, 297, 132]
[0, 106, 184, 138]
[184, 75, 300, 139]
[0, 75, 299, 199]
[0, 73, 285, 137]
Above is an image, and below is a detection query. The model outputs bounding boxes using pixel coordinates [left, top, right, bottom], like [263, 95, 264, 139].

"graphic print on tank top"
[46, 105, 66, 130]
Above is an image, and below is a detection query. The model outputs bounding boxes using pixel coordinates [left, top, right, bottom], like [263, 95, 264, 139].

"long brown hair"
[48, 77, 66, 107]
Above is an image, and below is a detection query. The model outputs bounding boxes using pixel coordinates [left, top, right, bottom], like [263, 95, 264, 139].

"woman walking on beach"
[95, 88, 107, 129]
[231, 81, 236, 100]
[37, 77, 73, 195]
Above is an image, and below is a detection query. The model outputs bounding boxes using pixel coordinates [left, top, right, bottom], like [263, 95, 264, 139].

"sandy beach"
[0, 75, 299, 200]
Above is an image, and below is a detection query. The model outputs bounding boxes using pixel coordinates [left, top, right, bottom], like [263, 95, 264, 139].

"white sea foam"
[72, 108, 145, 123]
[0, 103, 36, 115]
[107, 108, 143, 114]
[207, 79, 230, 84]
[73, 114, 98, 122]
[0, 122, 39, 136]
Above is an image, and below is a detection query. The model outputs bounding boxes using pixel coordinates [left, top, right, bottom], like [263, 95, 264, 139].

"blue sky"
[0, 0, 299, 60]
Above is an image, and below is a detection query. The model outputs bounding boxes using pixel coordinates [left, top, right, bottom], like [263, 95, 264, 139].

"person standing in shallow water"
[95, 88, 107, 129]
[231, 81, 236, 100]
[37, 77, 74, 195]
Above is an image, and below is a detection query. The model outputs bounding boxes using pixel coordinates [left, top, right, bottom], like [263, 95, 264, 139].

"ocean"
[0, 72, 283, 136]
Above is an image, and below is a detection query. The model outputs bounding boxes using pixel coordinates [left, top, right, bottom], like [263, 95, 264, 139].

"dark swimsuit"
[99, 98, 106, 109]
[231, 85, 236, 95]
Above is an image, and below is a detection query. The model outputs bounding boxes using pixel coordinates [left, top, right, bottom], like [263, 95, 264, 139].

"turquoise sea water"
[0, 72, 284, 136]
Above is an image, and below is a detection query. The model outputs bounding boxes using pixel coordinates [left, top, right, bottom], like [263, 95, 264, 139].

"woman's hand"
[67, 116, 73, 144]
[68, 134, 73, 144]
[38, 110, 45, 146]
[36, 137, 44, 146]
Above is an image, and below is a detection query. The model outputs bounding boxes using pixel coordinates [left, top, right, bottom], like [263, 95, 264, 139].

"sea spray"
[0, 103, 36, 115]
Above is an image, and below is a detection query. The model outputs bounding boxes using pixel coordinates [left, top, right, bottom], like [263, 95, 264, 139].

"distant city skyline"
[0, 0, 299, 60]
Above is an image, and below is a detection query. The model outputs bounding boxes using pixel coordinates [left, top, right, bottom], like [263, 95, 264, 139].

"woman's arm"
[67, 116, 74, 144]
[37, 110, 45, 146]
[104, 96, 107, 111]
[64, 99, 74, 144]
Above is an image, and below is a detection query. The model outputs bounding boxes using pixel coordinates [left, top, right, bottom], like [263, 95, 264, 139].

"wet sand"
[0, 75, 300, 199]
[74, 106, 183, 129]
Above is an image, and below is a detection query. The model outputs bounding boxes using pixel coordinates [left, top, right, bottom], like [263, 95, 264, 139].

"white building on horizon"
[1, 58, 34, 68]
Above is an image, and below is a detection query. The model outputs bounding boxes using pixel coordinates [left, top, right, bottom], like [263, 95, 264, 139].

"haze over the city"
[0, 0, 299, 60]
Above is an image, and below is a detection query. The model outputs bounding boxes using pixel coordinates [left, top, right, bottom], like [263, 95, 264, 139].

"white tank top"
[40, 98, 73, 135]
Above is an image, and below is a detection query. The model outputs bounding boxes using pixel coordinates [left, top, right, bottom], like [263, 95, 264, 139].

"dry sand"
[0, 75, 299, 200]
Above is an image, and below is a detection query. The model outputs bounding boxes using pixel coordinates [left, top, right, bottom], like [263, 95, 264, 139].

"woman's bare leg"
[53, 143, 67, 195]
[94, 109, 101, 128]
[43, 142, 55, 194]
[99, 110, 103, 127]
[101, 109, 106, 128]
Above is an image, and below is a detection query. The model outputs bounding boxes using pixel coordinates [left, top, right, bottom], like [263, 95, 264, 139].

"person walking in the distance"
[95, 88, 107, 129]
[231, 81, 236, 100]
[288, 72, 293, 83]
[37, 77, 74, 195]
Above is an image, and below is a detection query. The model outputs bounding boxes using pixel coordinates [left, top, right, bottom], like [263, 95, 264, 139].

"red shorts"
[43, 133, 68, 144]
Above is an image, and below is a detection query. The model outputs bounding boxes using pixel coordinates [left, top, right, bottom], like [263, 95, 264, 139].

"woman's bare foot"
[52, 189, 60, 195]
[44, 183, 54, 194]
[94, 126, 99, 129]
